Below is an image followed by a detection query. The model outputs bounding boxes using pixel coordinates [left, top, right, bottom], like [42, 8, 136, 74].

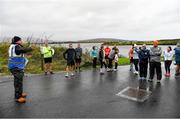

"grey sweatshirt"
[132, 48, 139, 59]
[75, 47, 82, 58]
[108, 49, 115, 59]
[149, 46, 162, 62]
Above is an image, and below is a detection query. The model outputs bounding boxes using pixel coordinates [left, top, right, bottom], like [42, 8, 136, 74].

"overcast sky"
[0, 0, 180, 41]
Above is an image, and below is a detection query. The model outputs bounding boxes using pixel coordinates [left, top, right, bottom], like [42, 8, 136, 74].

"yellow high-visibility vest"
[41, 46, 55, 58]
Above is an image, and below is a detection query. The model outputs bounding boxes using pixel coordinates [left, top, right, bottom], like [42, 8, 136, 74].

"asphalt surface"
[0, 64, 180, 118]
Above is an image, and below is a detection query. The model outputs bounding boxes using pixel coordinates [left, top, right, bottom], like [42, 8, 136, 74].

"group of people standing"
[63, 43, 82, 77]
[7, 36, 180, 103]
[7, 36, 83, 103]
[129, 40, 180, 83]
[40, 42, 83, 77]
[90, 45, 119, 74]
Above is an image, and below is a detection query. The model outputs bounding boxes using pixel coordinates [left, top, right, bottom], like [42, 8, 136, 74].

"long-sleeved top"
[149, 46, 162, 62]
[163, 50, 174, 61]
[174, 47, 180, 62]
[138, 48, 150, 63]
[75, 47, 82, 59]
[132, 48, 139, 59]
[90, 50, 97, 58]
[9, 44, 32, 57]
[108, 49, 115, 59]
[99, 49, 105, 61]
[63, 48, 76, 61]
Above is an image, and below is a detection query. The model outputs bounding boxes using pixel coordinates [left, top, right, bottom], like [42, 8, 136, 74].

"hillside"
[0, 36, 179, 45]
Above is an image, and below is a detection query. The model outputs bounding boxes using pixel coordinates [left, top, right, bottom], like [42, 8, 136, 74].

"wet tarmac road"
[0, 65, 180, 118]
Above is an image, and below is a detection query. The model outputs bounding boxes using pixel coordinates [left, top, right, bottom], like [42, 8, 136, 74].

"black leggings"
[133, 59, 139, 71]
[93, 57, 97, 68]
[108, 58, 113, 69]
[164, 60, 172, 73]
[139, 60, 148, 78]
[115, 62, 118, 69]
[99, 60, 107, 68]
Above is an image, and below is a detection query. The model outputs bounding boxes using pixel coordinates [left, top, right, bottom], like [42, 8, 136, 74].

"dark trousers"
[10, 69, 24, 99]
[164, 60, 172, 73]
[149, 62, 162, 80]
[99, 60, 107, 68]
[139, 60, 148, 78]
[115, 62, 118, 69]
[133, 59, 139, 71]
[93, 57, 97, 68]
[108, 58, 113, 69]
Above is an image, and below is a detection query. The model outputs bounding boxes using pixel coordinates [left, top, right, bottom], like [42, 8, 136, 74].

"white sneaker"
[114, 69, 117, 72]
[65, 74, 69, 77]
[100, 69, 104, 74]
[71, 73, 74, 76]
[100, 71, 104, 75]
[107, 68, 111, 72]
[134, 71, 139, 75]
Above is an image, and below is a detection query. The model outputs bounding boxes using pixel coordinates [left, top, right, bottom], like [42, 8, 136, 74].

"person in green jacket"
[41, 41, 55, 75]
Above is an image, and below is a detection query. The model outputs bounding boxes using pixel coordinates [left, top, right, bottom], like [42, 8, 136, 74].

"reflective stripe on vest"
[8, 44, 25, 70]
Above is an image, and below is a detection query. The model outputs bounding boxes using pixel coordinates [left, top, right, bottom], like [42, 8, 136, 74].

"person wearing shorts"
[75, 43, 82, 72]
[63, 44, 76, 77]
[41, 41, 55, 75]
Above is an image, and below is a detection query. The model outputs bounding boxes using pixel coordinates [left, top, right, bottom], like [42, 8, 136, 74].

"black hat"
[12, 36, 21, 43]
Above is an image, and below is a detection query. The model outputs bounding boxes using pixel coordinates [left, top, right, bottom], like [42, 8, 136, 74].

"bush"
[0, 43, 92, 75]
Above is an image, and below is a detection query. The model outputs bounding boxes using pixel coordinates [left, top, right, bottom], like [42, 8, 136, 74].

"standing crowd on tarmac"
[128, 40, 180, 83]
[6, 36, 180, 103]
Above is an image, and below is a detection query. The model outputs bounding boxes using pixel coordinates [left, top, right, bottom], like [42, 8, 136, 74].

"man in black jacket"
[63, 44, 76, 77]
[8, 36, 33, 103]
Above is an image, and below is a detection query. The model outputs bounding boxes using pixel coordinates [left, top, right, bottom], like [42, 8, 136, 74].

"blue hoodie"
[138, 48, 150, 63]
[174, 47, 180, 62]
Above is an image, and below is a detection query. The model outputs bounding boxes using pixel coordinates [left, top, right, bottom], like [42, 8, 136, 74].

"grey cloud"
[0, 0, 180, 41]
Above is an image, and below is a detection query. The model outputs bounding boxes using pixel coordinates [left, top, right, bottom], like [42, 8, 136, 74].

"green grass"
[118, 57, 130, 65]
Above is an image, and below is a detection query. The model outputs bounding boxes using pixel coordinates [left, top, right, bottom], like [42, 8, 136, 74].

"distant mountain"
[77, 38, 128, 43]
[0, 36, 179, 44]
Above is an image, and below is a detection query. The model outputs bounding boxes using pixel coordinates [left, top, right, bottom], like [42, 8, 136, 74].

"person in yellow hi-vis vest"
[41, 41, 55, 75]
